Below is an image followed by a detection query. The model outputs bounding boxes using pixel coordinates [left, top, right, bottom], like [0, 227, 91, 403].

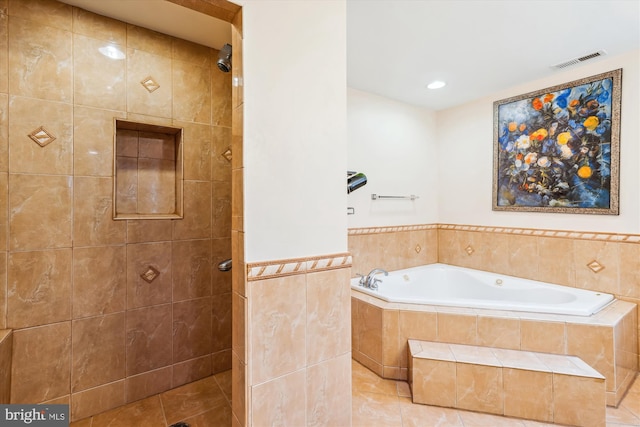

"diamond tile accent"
[222, 147, 232, 162]
[28, 126, 56, 147]
[140, 266, 160, 283]
[587, 260, 605, 273]
[465, 245, 474, 255]
[415, 244, 422, 254]
[140, 76, 160, 93]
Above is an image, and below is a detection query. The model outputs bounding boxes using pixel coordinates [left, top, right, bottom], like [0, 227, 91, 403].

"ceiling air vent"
[551, 50, 607, 70]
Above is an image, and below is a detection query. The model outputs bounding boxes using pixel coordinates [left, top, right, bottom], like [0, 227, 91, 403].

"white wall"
[437, 50, 640, 233]
[239, 0, 348, 262]
[347, 88, 439, 227]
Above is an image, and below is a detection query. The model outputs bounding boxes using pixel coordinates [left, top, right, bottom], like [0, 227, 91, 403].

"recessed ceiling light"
[427, 81, 446, 90]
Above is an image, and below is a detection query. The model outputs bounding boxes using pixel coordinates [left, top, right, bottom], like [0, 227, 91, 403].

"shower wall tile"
[173, 60, 211, 124]
[125, 366, 172, 403]
[73, 34, 126, 111]
[7, 0, 72, 30]
[172, 239, 212, 301]
[173, 180, 211, 240]
[0, 253, 5, 330]
[126, 219, 172, 244]
[211, 60, 232, 127]
[8, 16, 72, 102]
[574, 239, 620, 295]
[11, 322, 71, 404]
[231, 19, 243, 109]
[212, 349, 232, 375]
[125, 304, 172, 376]
[74, 106, 122, 177]
[115, 156, 138, 214]
[172, 355, 212, 388]
[126, 24, 172, 57]
[212, 125, 232, 181]
[173, 297, 213, 363]
[212, 237, 232, 294]
[7, 249, 72, 328]
[231, 104, 243, 170]
[8, 96, 73, 175]
[137, 158, 176, 214]
[231, 167, 244, 232]
[71, 312, 125, 392]
[126, 48, 172, 118]
[173, 38, 211, 67]
[0, 95, 7, 172]
[74, 176, 126, 246]
[180, 120, 212, 181]
[212, 180, 232, 239]
[212, 292, 232, 353]
[126, 242, 172, 309]
[0, 5, 8, 94]
[306, 353, 352, 427]
[70, 379, 125, 422]
[139, 131, 175, 160]
[71, 7, 125, 45]
[0, 173, 7, 251]
[232, 291, 247, 364]
[72, 245, 126, 319]
[0, 329, 11, 403]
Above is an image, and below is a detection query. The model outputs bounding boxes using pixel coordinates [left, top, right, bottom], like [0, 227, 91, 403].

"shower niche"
[113, 119, 184, 220]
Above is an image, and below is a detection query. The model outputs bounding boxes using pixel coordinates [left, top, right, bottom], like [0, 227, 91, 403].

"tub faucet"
[364, 268, 388, 290]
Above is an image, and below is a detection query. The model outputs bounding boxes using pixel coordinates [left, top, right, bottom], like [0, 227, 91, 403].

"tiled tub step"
[408, 339, 606, 427]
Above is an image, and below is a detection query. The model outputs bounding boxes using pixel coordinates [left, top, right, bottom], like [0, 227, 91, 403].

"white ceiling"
[59, 0, 640, 111]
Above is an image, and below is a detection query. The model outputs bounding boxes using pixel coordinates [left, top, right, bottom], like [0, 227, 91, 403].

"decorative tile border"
[247, 253, 351, 281]
[349, 223, 640, 243]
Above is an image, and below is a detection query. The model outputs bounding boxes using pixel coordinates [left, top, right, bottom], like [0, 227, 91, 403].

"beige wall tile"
[211, 57, 232, 127]
[137, 158, 177, 214]
[231, 105, 243, 170]
[71, 313, 125, 392]
[212, 349, 232, 374]
[0, 95, 8, 172]
[73, 34, 125, 111]
[231, 167, 243, 232]
[398, 310, 437, 368]
[125, 367, 172, 403]
[11, 322, 71, 403]
[72, 7, 125, 44]
[126, 24, 172, 57]
[212, 292, 232, 353]
[619, 243, 640, 299]
[73, 245, 126, 318]
[173, 297, 213, 363]
[126, 219, 172, 244]
[382, 309, 400, 368]
[8, 96, 73, 175]
[0, 329, 11, 403]
[126, 241, 172, 308]
[231, 353, 246, 427]
[477, 316, 520, 350]
[503, 368, 553, 422]
[0, 6, 8, 94]
[7, 249, 71, 328]
[212, 125, 232, 182]
[8, 16, 72, 102]
[0, 253, 5, 329]
[553, 374, 605, 427]
[74, 176, 126, 246]
[520, 319, 565, 354]
[438, 313, 477, 345]
[412, 358, 456, 407]
[251, 369, 306, 427]
[355, 299, 383, 365]
[507, 234, 538, 279]
[232, 291, 246, 364]
[173, 38, 211, 67]
[574, 239, 620, 294]
[172, 239, 212, 301]
[8, 0, 72, 30]
[179, 121, 212, 181]
[74, 107, 122, 177]
[172, 355, 212, 388]
[115, 156, 138, 214]
[0, 173, 7, 251]
[70, 380, 125, 422]
[306, 354, 352, 427]
[456, 363, 503, 415]
[537, 237, 575, 286]
[173, 60, 211, 124]
[161, 376, 226, 426]
[126, 48, 172, 118]
[125, 304, 172, 376]
[211, 237, 232, 294]
[173, 180, 211, 239]
[306, 268, 351, 365]
[250, 274, 306, 384]
[566, 324, 615, 392]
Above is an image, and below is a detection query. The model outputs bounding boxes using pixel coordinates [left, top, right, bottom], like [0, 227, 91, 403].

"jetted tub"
[351, 263, 614, 316]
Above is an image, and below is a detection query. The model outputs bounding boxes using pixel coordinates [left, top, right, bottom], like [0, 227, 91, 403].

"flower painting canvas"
[493, 69, 621, 214]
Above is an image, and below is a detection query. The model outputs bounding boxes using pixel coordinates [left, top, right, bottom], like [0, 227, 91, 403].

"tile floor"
[70, 360, 640, 427]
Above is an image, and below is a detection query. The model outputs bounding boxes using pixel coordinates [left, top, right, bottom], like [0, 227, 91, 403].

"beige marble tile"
[212, 292, 232, 353]
[477, 315, 520, 350]
[8, 96, 73, 175]
[115, 156, 138, 214]
[351, 358, 398, 396]
[307, 354, 352, 427]
[126, 241, 172, 309]
[354, 297, 383, 365]
[70, 380, 125, 422]
[553, 374, 605, 427]
[181, 405, 233, 427]
[574, 239, 620, 294]
[503, 368, 553, 422]
[211, 237, 232, 293]
[231, 105, 243, 171]
[126, 219, 172, 243]
[537, 237, 575, 286]
[249, 274, 306, 384]
[72, 245, 125, 318]
[212, 349, 232, 374]
[11, 322, 71, 403]
[352, 389, 402, 427]
[125, 304, 172, 376]
[231, 291, 246, 363]
[9, 174, 72, 250]
[306, 268, 351, 365]
[507, 234, 538, 280]
[173, 37, 211, 67]
[438, 312, 478, 345]
[212, 125, 232, 182]
[566, 323, 615, 392]
[173, 297, 212, 363]
[124, 367, 171, 403]
[74, 176, 126, 246]
[72, 7, 125, 44]
[137, 158, 177, 214]
[383, 309, 400, 368]
[173, 60, 211, 124]
[172, 239, 212, 301]
[0, 95, 8, 172]
[74, 106, 122, 176]
[0, 254, 6, 330]
[520, 319, 565, 354]
[72, 313, 125, 392]
[211, 56, 232, 127]
[411, 358, 456, 407]
[458, 410, 526, 426]
[91, 395, 164, 427]
[126, 48, 172, 118]
[172, 355, 212, 388]
[160, 376, 227, 426]
[251, 369, 306, 427]
[620, 243, 640, 299]
[230, 20, 243, 108]
[7, 249, 71, 328]
[73, 34, 126, 110]
[8, 0, 72, 31]
[0, 5, 8, 94]
[177, 120, 212, 181]
[0, 330, 10, 403]
[399, 397, 463, 426]
[231, 167, 243, 232]
[214, 369, 232, 403]
[231, 353, 246, 426]
[126, 24, 172, 57]
[173, 180, 211, 239]
[0, 174, 6, 252]
[8, 16, 72, 102]
[456, 363, 503, 415]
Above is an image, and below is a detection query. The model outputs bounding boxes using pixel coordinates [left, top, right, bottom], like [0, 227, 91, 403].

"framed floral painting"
[493, 69, 621, 214]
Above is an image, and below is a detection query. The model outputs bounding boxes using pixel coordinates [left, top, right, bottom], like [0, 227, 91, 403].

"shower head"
[217, 44, 232, 73]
